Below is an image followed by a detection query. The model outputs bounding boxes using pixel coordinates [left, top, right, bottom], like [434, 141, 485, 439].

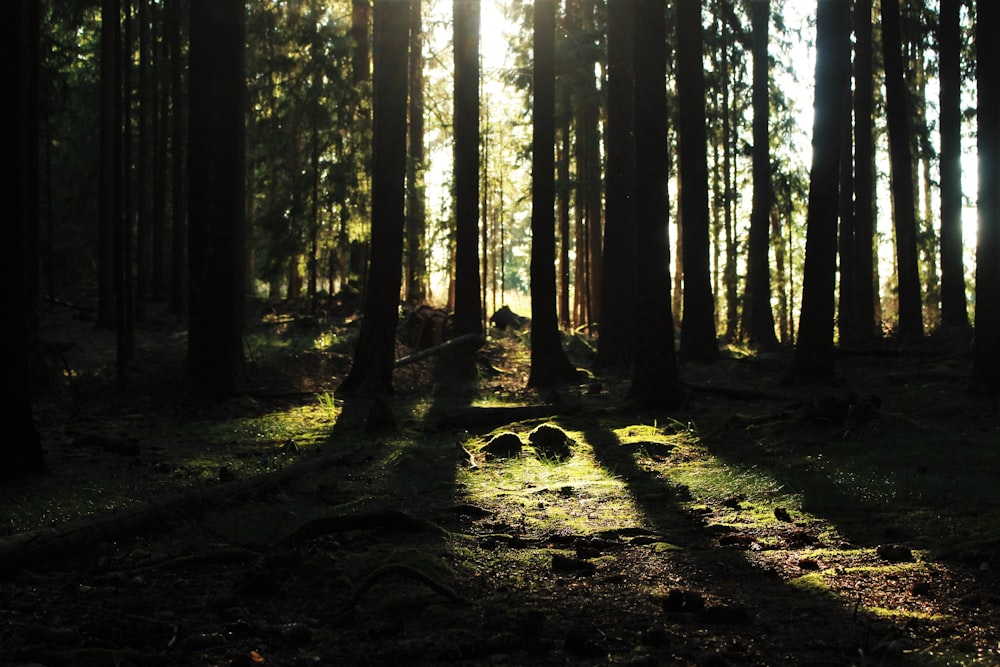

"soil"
[2, 297, 1000, 667]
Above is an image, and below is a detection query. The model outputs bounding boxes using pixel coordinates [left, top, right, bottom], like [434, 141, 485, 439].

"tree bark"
[341, 0, 409, 397]
[2, 0, 47, 480]
[529, 0, 578, 387]
[972, 0, 1000, 394]
[677, 0, 718, 362]
[938, 0, 969, 329]
[597, 0, 636, 370]
[405, 0, 427, 304]
[627, 0, 684, 409]
[742, 0, 779, 351]
[187, 0, 247, 399]
[880, 0, 923, 340]
[453, 0, 482, 339]
[788, 0, 851, 384]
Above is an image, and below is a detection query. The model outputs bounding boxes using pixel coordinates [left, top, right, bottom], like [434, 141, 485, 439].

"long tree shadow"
[578, 411, 908, 665]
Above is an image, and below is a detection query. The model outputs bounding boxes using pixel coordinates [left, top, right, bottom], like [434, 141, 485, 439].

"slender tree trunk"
[529, 0, 577, 387]
[167, 0, 187, 318]
[405, 0, 427, 304]
[341, 1, 408, 396]
[972, 0, 1000, 394]
[938, 0, 969, 328]
[99, 0, 121, 329]
[676, 0, 717, 362]
[557, 95, 572, 329]
[2, 0, 47, 479]
[628, 0, 684, 408]
[838, 83, 857, 346]
[453, 0, 482, 339]
[852, 0, 878, 341]
[187, 0, 246, 399]
[597, 0, 636, 370]
[880, 0, 923, 340]
[788, 0, 851, 384]
[742, 0, 779, 350]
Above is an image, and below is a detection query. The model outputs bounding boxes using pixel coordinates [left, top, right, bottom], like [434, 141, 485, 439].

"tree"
[187, 0, 246, 398]
[787, 0, 850, 384]
[98, 0, 121, 331]
[972, 0, 1000, 394]
[597, 0, 636, 370]
[167, 0, 187, 317]
[938, 0, 969, 329]
[453, 0, 482, 338]
[405, 0, 427, 304]
[2, 0, 47, 480]
[627, 0, 684, 409]
[528, 0, 577, 387]
[340, 0, 409, 396]
[840, 0, 880, 346]
[676, 0, 718, 362]
[881, 0, 923, 340]
[740, 0, 779, 350]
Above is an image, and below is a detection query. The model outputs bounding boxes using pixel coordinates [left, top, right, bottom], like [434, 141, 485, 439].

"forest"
[3, 0, 1000, 665]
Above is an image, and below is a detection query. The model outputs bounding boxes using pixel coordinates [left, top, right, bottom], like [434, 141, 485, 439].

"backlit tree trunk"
[742, 0, 779, 350]
[341, 1, 409, 396]
[676, 0, 718, 362]
[972, 0, 1000, 394]
[880, 0, 923, 340]
[788, 0, 851, 384]
[187, 0, 247, 398]
[627, 0, 684, 408]
[529, 0, 577, 387]
[453, 0, 482, 338]
[597, 0, 636, 370]
[938, 0, 969, 328]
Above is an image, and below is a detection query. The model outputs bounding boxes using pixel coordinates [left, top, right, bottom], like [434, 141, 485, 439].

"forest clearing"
[2, 298, 999, 666]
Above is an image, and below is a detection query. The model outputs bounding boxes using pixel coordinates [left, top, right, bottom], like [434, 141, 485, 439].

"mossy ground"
[2, 298, 998, 666]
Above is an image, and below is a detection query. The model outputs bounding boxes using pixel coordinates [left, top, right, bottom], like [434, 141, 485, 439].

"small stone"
[876, 544, 913, 563]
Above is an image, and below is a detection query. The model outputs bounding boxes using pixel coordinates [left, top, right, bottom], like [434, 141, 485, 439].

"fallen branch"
[436, 403, 581, 429]
[0, 451, 346, 577]
[394, 333, 484, 368]
[281, 509, 445, 544]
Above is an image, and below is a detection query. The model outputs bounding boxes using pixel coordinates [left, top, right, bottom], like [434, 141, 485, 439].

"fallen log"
[0, 450, 347, 578]
[436, 403, 581, 429]
[394, 332, 484, 368]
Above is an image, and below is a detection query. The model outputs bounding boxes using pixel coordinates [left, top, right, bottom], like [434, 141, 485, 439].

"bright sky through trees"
[420, 1, 979, 306]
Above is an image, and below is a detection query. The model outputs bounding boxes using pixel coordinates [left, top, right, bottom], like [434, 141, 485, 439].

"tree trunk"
[627, 0, 684, 409]
[167, 0, 187, 318]
[453, 0, 482, 339]
[676, 0, 717, 362]
[972, 0, 1000, 394]
[529, 0, 577, 387]
[880, 0, 923, 340]
[742, 0, 779, 351]
[99, 0, 121, 329]
[597, 0, 636, 370]
[938, 0, 969, 329]
[187, 0, 246, 399]
[2, 0, 47, 480]
[405, 0, 427, 304]
[340, 0, 409, 397]
[788, 0, 851, 384]
[851, 0, 879, 342]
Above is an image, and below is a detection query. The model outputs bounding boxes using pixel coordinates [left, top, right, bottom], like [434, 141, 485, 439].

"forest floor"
[2, 295, 1000, 666]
